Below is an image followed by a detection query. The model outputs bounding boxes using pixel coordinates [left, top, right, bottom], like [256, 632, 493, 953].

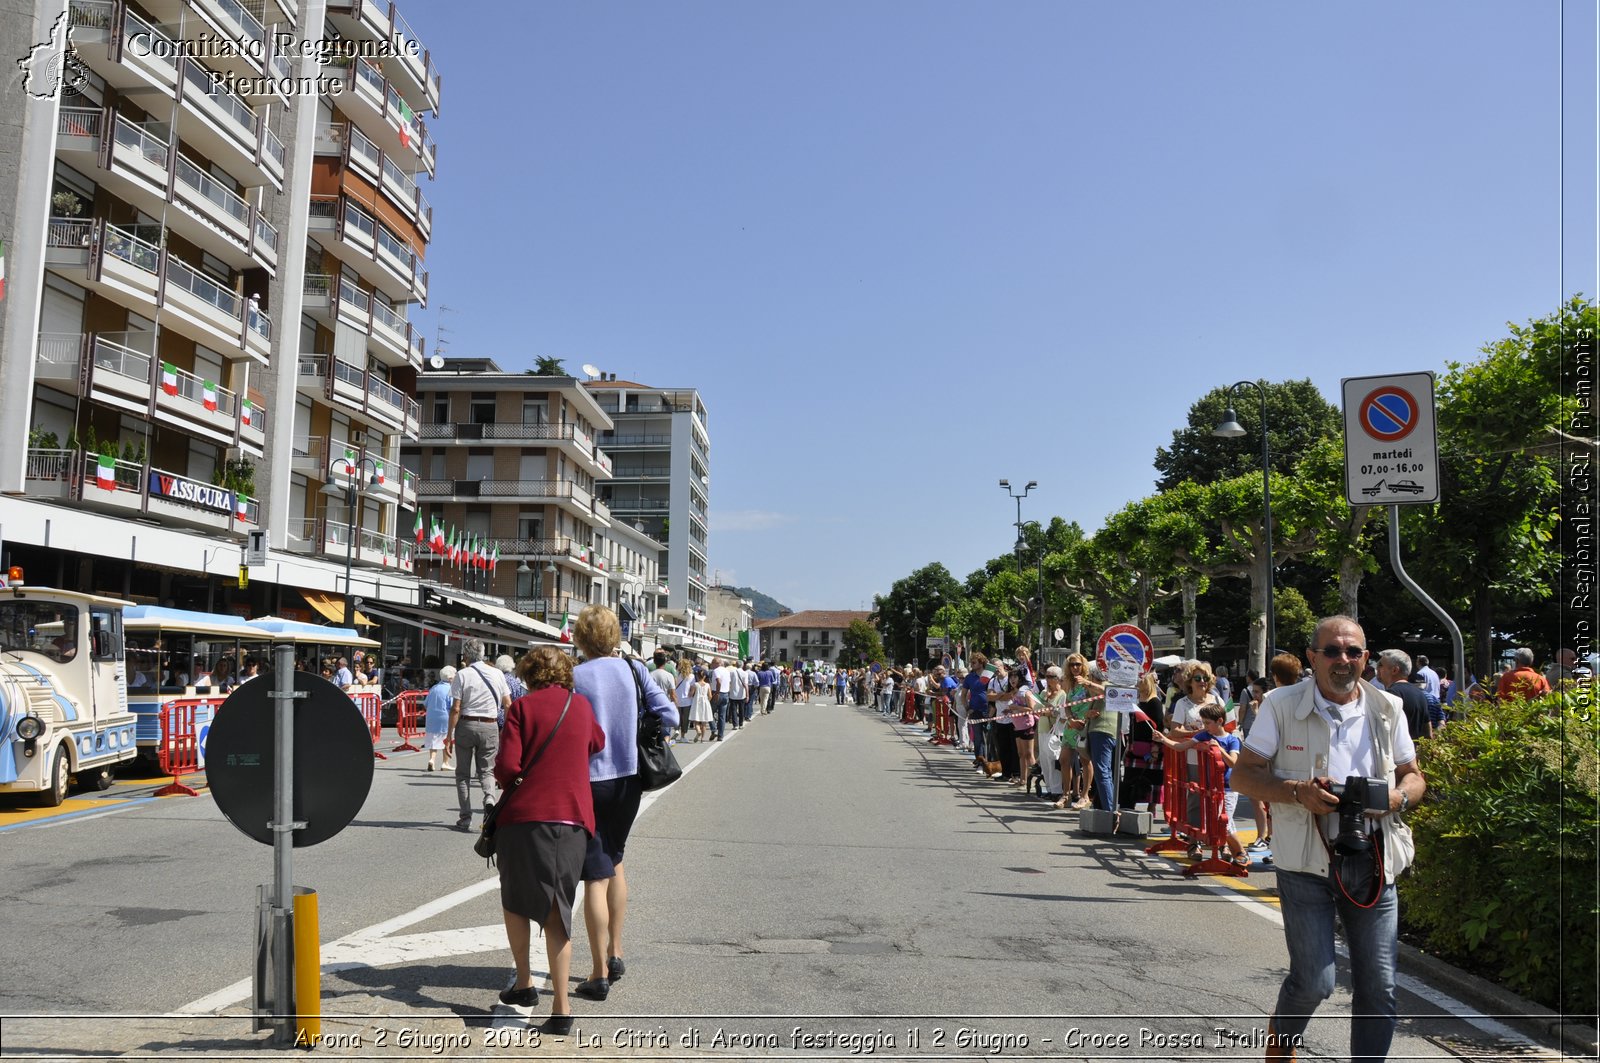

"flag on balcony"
[431, 519, 445, 553]
[396, 99, 415, 148]
[235, 494, 249, 521]
[202, 380, 217, 412]
[1, 238, 8, 301]
[95, 453, 116, 491]
[374, 461, 385, 486]
[160, 362, 178, 396]
[413, 511, 423, 544]
[559, 611, 571, 643]
[240, 399, 253, 428]
[491, 545, 499, 574]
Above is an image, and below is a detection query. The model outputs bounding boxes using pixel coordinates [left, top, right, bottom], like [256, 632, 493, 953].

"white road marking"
[177, 728, 732, 1015]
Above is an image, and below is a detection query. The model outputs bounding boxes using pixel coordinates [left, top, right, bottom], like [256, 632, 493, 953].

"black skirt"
[497, 821, 588, 936]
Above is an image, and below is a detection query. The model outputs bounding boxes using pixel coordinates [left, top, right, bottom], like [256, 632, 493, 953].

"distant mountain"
[728, 586, 792, 621]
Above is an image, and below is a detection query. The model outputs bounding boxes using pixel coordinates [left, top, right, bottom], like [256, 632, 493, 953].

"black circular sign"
[207, 670, 375, 847]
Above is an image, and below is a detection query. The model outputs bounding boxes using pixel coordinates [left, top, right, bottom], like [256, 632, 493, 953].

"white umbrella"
[1153, 654, 1185, 668]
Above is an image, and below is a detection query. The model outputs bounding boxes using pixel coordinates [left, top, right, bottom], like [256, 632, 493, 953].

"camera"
[1327, 775, 1389, 853]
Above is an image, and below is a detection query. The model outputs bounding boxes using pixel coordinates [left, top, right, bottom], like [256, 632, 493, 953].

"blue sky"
[402, 1, 1596, 611]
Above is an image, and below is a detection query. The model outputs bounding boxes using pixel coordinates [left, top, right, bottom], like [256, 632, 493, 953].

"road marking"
[0, 796, 154, 832]
[177, 724, 734, 1016]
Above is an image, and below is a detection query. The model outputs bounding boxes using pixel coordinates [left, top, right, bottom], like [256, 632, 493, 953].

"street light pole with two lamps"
[998, 479, 1036, 576]
[1212, 381, 1274, 666]
[319, 454, 385, 663]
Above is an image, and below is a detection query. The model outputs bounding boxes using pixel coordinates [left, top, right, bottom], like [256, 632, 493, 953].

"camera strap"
[1319, 827, 1386, 909]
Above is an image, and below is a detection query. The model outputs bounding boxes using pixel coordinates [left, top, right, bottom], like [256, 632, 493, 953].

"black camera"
[1328, 775, 1389, 854]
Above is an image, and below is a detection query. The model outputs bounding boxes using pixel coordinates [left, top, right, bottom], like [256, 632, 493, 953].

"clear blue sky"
[402, 1, 1596, 612]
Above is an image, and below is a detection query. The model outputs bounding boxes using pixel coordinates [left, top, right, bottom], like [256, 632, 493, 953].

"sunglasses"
[1314, 645, 1367, 660]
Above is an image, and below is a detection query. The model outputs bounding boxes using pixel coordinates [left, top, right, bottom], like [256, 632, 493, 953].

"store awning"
[301, 589, 375, 628]
[357, 601, 525, 646]
[428, 588, 563, 641]
[618, 600, 638, 623]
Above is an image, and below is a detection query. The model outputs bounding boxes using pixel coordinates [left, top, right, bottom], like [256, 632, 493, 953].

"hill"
[728, 586, 792, 621]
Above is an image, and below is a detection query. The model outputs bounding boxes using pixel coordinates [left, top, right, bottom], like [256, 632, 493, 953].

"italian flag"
[413, 510, 423, 544]
[95, 453, 116, 490]
[202, 380, 217, 412]
[374, 461, 385, 486]
[344, 446, 357, 465]
[396, 99, 415, 148]
[490, 545, 499, 574]
[448, 528, 458, 565]
[430, 518, 445, 553]
[240, 399, 253, 427]
[0, 237, 7, 301]
[160, 362, 178, 396]
[558, 611, 571, 643]
[235, 494, 249, 521]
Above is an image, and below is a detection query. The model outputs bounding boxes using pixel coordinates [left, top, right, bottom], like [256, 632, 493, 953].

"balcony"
[418, 422, 614, 478]
[306, 517, 415, 572]
[316, 195, 419, 305]
[610, 466, 673, 481]
[598, 433, 672, 449]
[508, 596, 591, 619]
[297, 354, 420, 437]
[154, 359, 242, 446]
[326, 0, 442, 114]
[291, 436, 328, 478]
[137, 0, 270, 84]
[339, 56, 437, 179]
[25, 449, 255, 536]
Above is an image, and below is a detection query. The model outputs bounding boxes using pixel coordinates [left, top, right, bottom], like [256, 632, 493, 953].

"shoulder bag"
[475, 689, 572, 863]
[627, 657, 682, 791]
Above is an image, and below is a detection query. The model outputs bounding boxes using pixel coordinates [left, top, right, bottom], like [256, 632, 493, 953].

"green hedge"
[1399, 684, 1598, 1015]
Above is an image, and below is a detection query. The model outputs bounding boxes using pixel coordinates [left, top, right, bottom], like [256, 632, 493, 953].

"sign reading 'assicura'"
[148, 472, 234, 514]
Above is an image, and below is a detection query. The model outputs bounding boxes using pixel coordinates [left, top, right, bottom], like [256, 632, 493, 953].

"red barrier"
[1145, 744, 1244, 877]
[929, 696, 953, 746]
[902, 690, 916, 723]
[391, 690, 427, 752]
[350, 691, 388, 760]
[155, 699, 201, 797]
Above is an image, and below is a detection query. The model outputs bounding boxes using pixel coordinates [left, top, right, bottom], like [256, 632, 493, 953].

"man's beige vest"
[1257, 678, 1416, 881]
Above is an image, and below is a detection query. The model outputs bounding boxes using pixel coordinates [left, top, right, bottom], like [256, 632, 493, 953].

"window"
[470, 392, 495, 425]
[778, 630, 788, 641]
[433, 398, 448, 423]
[522, 400, 547, 425]
[89, 608, 123, 661]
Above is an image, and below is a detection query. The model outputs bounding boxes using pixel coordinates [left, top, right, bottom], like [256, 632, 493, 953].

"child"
[1152, 702, 1247, 866]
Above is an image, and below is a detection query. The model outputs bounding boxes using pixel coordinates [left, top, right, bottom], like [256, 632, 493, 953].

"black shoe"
[499, 984, 538, 1007]
[574, 977, 609, 1001]
[607, 956, 625, 983]
[540, 1014, 574, 1036]
[453, 817, 472, 833]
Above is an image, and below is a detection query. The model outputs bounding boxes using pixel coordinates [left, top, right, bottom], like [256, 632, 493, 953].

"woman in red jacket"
[493, 647, 606, 1034]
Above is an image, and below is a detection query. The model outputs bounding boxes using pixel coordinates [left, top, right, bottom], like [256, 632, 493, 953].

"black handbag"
[627, 657, 682, 791]
[475, 689, 572, 863]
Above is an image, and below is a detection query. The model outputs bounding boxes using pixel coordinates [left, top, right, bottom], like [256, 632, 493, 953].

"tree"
[528, 356, 566, 376]
[1300, 436, 1379, 619]
[1153, 378, 1341, 491]
[835, 619, 885, 669]
[873, 562, 962, 664]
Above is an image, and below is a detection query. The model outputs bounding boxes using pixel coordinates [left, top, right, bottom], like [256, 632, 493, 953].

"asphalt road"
[0, 694, 1569, 1060]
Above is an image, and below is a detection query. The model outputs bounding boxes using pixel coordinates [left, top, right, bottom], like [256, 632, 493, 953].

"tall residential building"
[0, 0, 510, 661]
[403, 359, 615, 626]
[584, 378, 710, 629]
[598, 518, 666, 655]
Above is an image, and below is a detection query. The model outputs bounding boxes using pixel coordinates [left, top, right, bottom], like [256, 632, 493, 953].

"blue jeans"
[711, 694, 727, 740]
[1272, 869, 1398, 1061]
[1086, 731, 1116, 810]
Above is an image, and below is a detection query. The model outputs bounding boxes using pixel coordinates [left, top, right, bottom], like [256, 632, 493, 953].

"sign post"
[1342, 371, 1465, 704]
[1083, 624, 1156, 836]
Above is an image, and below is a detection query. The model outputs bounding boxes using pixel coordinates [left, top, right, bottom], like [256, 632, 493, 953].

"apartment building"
[403, 359, 616, 627]
[599, 518, 666, 655]
[0, 0, 551, 656]
[754, 611, 873, 665]
[705, 584, 753, 651]
[584, 378, 711, 628]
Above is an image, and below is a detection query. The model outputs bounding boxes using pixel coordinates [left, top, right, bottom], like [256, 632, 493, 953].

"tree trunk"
[1135, 574, 1151, 633]
[1070, 613, 1082, 655]
[1474, 590, 1494, 681]
[1338, 555, 1363, 621]
[1182, 578, 1198, 659]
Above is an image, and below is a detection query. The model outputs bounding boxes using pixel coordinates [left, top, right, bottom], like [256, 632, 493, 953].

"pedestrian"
[1496, 648, 1552, 701]
[423, 665, 456, 772]
[962, 654, 991, 771]
[996, 668, 1038, 791]
[1232, 615, 1425, 1063]
[1059, 654, 1094, 808]
[334, 656, 354, 690]
[1374, 649, 1431, 741]
[685, 666, 713, 741]
[711, 658, 733, 740]
[1121, 669, 1165, 817]
[1167, 662, 1225, 853]
[835, 666, 848, 704]
[1079, 663, 1116, 811]
[447, 638, 512, 833]
[493, 647, 606, 1035]
[570, 606, 679, 1003]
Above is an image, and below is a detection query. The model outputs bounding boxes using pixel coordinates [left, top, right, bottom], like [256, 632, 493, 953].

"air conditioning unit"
[350, 429, 367, 447]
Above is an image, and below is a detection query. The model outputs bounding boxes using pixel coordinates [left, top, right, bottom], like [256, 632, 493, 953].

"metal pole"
[342, 481, 356, 666]
[1036, 552, 1046, 658]
[1259, 386, 1275, 661]
[1387, 505, 1466, 702]
[269, 640, 297, 1044]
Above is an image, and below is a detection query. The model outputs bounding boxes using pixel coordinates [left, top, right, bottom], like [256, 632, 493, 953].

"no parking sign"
[1096, 624, 1154, 689]
[1342, 372, 1440, 506]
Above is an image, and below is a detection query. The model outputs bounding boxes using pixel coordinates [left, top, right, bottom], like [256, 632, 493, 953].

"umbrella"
[1152, 654, 1185, 668]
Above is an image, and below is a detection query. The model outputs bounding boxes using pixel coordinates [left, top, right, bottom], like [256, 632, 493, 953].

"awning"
[618, 600, 638, 623]
[428, 588, 563, 641]
[301, 589, 375, 628]
[357, 601, 533, 647]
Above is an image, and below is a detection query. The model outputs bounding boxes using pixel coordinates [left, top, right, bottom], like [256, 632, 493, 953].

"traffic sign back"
[1342, 372, 1440, 506]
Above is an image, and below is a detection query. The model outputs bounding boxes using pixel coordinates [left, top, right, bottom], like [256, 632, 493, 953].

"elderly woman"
[494, 647, 605, 1034]
[570, 606, 679, 1002]
[423, 665, 456, 772]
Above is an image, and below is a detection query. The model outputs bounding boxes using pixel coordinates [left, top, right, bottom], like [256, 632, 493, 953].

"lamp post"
[998, 479, 1037, 575]
[1019, 520, 1046, 657]
[318, 454, 384, 662]
[1213, 382, 1274, 666]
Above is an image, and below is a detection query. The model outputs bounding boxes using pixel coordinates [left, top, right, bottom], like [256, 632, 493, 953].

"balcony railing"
[371, 298, 406, 335]
[166, 256, 242, 319]
[308, 194, 338, 222]
[262, 127, 285, 169]
[104, 224, 161, 273]
[305, 273, 332, 299]
[58, 106, 102, 139]
[122, 9, 176, 74]
[374, 224, 413, 270]
[338, 275, 370, 312]
[254, 215, 278, 253]
[175, 154, 250, 227]
[421, 422, 596, 442]
[163, 361, 237, 417]
[182, 59, 257, 139]
[207, 0, 265, 46]
[344, 202, 377, 242]
[92, 334, 153, 383]
[348, 123, 381, 170]
[47, 217, 92, 249]
[67, 0, 113, 32]
[26, 449, 76, 482]
[417, 479, 594, 502]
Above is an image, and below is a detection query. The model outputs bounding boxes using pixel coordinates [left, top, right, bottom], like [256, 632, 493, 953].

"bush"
[1399, 683, 1598, 1015]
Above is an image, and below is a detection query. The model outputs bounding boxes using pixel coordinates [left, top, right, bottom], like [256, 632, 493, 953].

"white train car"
[0, 577, 138, 805]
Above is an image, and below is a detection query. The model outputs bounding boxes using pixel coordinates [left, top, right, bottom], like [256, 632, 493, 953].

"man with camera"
[1232, 615, 1426, 1063]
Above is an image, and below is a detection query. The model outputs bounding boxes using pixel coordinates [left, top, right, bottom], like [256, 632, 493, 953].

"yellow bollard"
[293, 887, 321, 1045]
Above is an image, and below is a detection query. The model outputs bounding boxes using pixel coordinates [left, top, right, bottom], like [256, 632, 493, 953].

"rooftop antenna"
[580, 363, 601, 380]
[433, 304, 456, 355]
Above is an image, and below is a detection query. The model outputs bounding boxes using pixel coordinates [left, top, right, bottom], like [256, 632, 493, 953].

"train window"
[89, 608, 123, 662]
[0, 601, 79, 663]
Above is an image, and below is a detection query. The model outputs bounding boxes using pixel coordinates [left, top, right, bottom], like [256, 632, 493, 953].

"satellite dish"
[581, 363, 601, 379]
[427, 354, 445, 370]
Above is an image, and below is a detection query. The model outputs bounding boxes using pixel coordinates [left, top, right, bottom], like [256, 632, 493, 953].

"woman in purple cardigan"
[569, 606, 679, 1002]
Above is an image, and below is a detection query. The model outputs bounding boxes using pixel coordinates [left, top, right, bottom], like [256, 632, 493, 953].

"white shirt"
[726, 667, 748, 700]
[1244, 685, 1416, 781]
[450, 661, 509, 720]
[712, 664, 734, 696]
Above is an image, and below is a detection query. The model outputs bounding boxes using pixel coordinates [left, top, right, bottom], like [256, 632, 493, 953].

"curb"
[1395, 940, 1598, 1057]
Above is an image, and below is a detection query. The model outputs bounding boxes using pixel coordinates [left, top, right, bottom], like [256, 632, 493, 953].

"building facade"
[599, 518, 666, 655]
[584, 378, 710, 630]
[0, 0, 556, 663]
[705, 584, 753, 654]
[403, 359, 615, 627]
[755, 610, 873, 665]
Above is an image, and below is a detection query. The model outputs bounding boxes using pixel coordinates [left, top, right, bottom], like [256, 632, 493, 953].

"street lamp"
[1213, 381, 1274, 663]
[319, 454, 384, 661]
[1019, 520, 1046, 656]
[998, 479, 1037, 575]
